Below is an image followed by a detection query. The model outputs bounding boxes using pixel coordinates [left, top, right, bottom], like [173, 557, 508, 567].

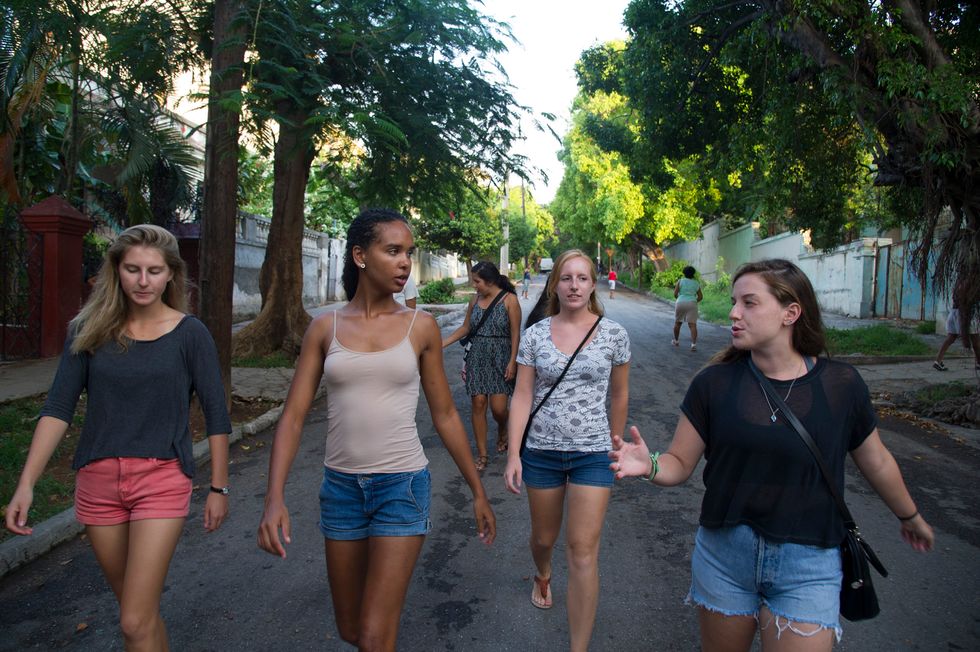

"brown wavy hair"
[711, 259, 827, 365]
[545, 249, 604, 317]
[70, 225, 187, 354]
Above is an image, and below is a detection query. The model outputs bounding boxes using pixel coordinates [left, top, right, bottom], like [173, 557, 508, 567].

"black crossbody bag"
[519, 316, 602, 454]
[748, 361, 888, 622]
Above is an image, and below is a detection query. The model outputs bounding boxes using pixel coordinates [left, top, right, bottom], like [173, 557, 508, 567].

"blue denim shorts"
[521, 448, 614, 489]
[689, 525, 843, 640]
[319, 466, 432, 540]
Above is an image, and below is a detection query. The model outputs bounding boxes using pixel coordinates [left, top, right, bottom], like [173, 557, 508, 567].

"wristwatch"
[210, 485, 230, 495]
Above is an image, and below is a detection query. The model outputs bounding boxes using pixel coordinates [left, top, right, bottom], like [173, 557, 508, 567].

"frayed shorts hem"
[686, 591, 843, 643]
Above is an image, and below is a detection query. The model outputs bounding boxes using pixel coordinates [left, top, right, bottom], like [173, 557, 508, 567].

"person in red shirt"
[608, 268, 618, 299]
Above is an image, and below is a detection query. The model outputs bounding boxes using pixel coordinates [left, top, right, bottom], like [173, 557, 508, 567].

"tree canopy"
[554, 1, 979, 325]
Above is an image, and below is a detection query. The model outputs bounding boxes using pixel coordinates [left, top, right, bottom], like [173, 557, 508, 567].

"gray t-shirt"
[41, 315, 231, 478]
[518, 317, 631, 452]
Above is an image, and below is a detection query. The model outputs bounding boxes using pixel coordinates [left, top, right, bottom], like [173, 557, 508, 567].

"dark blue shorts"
[521, 448, 614, 489]
[319, 467, 431, 540]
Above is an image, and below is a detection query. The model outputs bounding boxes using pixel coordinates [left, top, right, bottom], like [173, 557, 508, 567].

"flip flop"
[531, 575, 552, 609]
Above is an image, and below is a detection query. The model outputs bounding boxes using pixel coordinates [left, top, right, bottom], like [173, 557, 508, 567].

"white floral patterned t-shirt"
[518, 316, 631, 452]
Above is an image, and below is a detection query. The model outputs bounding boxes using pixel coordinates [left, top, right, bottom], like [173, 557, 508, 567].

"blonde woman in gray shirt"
[5, 225, 230, 650]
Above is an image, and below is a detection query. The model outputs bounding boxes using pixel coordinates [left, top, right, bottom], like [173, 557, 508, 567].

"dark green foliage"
[418, 278, 456, 304]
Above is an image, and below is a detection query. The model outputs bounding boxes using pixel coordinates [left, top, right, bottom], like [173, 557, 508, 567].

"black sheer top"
[681, 356, 876, 548]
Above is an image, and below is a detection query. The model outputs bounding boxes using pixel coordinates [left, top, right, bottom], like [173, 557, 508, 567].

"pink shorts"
[75, 457, 192, 526]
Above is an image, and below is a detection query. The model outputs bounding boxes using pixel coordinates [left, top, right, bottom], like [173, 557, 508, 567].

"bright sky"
[482, 0, 631, 204]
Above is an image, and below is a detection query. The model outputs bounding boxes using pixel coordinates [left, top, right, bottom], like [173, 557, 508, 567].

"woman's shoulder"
[817, 357, 864, 383]
[525, 317, 551, 337]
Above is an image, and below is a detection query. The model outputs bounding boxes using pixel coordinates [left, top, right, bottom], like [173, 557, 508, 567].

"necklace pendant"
[770, 413, 778, 423]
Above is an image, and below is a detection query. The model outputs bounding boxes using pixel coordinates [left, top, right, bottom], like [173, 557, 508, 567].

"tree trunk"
[232, 109, 316, 357]
[199, 0, 247, 401]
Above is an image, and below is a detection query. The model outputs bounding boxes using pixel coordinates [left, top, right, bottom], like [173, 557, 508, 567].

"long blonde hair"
[70, 225, 187, 354]
[545, 249, 604, 317]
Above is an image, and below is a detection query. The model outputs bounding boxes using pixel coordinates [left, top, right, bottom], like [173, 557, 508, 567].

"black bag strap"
[465, 290, 507, 343]
[520, 316, 602, 452]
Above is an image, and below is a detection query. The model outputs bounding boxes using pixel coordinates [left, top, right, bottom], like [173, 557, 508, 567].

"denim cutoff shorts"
[319, 466, 431, 540]
[688, 525, 843, 640]
[521, 448, 614, 489]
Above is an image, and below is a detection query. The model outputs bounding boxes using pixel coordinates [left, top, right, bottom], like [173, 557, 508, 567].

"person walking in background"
[611, 259, 933, 652]
[5, 225, 231, 651]
[257, 209, 495, 652]
[933, 298, 980, 371]
[607, 267, 617, 299]
[522, 265, 532, 299]
[393, 273, 418, 309]
[504, 250, 631, 652]
[673, 265, 703, 351]
[443, 261, 521, 469]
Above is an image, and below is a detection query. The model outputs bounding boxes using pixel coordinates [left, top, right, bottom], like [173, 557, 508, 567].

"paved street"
[1, 281, 977, 651]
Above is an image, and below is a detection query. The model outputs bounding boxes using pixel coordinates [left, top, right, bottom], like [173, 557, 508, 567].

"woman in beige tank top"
[257, 209, 496, 651]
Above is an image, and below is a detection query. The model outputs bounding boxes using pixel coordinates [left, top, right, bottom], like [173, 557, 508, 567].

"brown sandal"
[531, 575, 552, 609]
[496, 437, 508, 453]
[474, 455, 489, 472]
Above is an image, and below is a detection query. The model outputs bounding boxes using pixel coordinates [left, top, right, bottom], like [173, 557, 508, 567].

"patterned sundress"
[464, 296, 515, 396]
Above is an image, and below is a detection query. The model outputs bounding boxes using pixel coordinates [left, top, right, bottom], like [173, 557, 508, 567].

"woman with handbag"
[609, 258, 934, 651]
[257, 209, 495, 651]
[443, 261, 521, 470]
[504, 250, 631, 652]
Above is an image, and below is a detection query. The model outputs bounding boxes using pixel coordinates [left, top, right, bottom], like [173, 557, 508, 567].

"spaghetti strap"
[407, 308, 420, 336]
[332, 311, 339, 338]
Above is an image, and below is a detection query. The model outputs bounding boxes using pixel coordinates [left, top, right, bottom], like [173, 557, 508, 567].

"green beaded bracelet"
[647, 451, 661, 483]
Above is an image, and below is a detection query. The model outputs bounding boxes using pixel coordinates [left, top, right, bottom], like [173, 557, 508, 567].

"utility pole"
[500, 177, 510, 272]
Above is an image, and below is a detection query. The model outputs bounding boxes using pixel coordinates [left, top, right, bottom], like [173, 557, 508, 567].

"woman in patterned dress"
[443, 262, 522, 470]
[503, 250, 631, 652]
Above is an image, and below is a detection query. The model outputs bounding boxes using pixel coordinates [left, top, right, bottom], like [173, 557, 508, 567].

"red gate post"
[21, 197, 92, 357]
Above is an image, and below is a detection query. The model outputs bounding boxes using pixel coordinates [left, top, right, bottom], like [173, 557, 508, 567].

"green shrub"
[915, 321, 936, 335]
[652, 259, 689, 289]
[419, 278, 456, 304]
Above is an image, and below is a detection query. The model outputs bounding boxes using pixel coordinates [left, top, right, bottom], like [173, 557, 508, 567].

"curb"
[0, 310, 463, 579]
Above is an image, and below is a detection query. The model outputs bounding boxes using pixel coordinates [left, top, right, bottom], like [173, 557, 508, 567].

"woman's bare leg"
[564, 484, 610, 652]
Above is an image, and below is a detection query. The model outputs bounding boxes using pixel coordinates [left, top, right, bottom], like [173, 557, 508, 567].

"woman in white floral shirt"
[504, 249, 631, 652]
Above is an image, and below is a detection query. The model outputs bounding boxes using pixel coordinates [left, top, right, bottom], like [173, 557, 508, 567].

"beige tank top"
[322, 310, 429, 473]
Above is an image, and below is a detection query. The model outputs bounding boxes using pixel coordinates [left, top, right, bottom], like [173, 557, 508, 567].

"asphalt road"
[1, 284, 977, 651]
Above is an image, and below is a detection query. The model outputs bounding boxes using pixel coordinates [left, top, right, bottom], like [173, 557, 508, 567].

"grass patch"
[915, 320, 936, 335]
[913, 381, 972, 407]
[1, 396, 82, 542]
[231, 352, 295, 368]
[826, 324, 932, 356]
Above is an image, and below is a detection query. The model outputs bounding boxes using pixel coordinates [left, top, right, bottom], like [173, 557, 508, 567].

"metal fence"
[1, 206, 43, 361]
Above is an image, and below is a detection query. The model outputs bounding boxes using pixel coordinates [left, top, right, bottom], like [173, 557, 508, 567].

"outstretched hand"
[608, 426, 653, 480]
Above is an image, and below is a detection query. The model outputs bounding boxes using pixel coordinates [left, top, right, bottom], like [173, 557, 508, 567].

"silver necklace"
[759, 357, 805, 423]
